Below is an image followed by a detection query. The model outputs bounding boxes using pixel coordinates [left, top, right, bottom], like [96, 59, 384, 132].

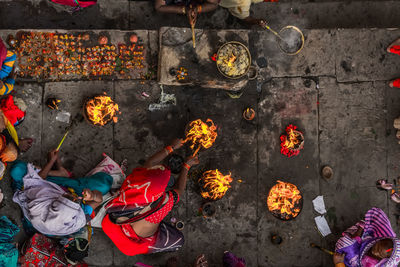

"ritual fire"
[84, 94, 119, 126]
[199, 169, 233, 200]
[267, 180, 303, 220]
[183, 119, 217, 156]
[280, 124, 304, 157]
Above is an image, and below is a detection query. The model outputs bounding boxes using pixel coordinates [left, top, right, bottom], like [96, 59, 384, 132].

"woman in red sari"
[102, 139, 198, 256]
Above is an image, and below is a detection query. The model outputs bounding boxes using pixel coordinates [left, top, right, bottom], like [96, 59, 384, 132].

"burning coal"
[280, 124, 304, 157]
[183, 119, 217, 156]
[84, 94, 119, 126]
[267, 180, 302, 220]
[199, 169, 233, 200]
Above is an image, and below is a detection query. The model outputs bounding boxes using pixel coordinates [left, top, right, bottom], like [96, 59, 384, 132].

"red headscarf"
[106, 165, 171, 211]
[0, 38, 7, 67]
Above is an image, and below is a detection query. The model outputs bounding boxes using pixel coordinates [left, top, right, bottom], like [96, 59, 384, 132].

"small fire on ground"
[183, 119, 217, 156]
[267, 180, 302, 220]
[280, 124, 304, 157]
[199, 169, 233, 200]
[85, 93, 119, 126]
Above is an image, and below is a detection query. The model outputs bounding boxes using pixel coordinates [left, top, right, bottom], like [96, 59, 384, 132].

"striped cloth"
[0, 78, 15, 96]
[335, 207, 400, 267]
[0, 51, 16, 80]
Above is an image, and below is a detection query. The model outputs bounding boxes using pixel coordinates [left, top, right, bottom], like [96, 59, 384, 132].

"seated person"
[102, 139, 198, 256]
[0, 106, 32, 163]
[334, 207, 400, 267]
[155, 0, 218, 15]
[11, 149, 113, 235]
[0, 38, 16, 96]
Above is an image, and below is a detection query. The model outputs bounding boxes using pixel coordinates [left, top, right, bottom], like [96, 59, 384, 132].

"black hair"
[167, 154, 184, 174]
[64, 238, 89, 265]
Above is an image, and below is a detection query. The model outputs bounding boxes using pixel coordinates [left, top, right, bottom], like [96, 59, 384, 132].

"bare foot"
[387, 38, 400, 53]
[19, 138, 33, 152]
[390, 81, 395, 88]
[194, 254, 208, 267]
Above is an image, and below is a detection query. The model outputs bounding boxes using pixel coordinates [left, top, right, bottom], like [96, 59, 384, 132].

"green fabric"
[0, 216, 19, 267]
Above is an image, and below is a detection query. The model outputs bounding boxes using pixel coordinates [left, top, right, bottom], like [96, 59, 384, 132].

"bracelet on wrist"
[164, 145, 174, 155]
[183, 162, 191, 171]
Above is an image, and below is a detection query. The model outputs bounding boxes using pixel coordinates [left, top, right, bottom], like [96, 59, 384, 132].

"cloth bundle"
[13, 164, 86, 236]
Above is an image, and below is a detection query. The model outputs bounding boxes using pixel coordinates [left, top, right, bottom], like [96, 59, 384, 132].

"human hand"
[258, 19, 267, 28]
[48, 149, 59, 163]
[171, 138, 184, 150]
[333, 253, 345, 264]
[185, 155, 199, 167]
[187, 6, 198, 25]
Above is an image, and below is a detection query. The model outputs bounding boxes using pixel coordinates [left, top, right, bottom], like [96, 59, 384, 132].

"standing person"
[102, 139, 199, 256]
[334, 207, 400, 267]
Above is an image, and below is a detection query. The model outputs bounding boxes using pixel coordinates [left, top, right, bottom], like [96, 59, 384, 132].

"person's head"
[167, 154, 183, 174]
[370, 238, 393, 259]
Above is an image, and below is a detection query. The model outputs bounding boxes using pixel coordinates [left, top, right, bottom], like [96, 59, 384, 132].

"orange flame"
[183, 119, 217, 156]
[199, 169, 233, 200]
[85, 94, 119, 126]
[267, 180, 302, 220]
[280, 124, 304, 157]
[284, 129, 301, 150]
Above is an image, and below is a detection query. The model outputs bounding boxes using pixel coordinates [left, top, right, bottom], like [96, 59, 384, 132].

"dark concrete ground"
[1, 1, 400, 267]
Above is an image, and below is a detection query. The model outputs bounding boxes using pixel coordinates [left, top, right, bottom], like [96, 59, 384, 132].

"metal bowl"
[216, 41, 251, 79]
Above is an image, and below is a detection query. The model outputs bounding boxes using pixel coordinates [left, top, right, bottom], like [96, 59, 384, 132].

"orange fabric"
[335, 263, 345, 267]
[0, 143, 17, 162]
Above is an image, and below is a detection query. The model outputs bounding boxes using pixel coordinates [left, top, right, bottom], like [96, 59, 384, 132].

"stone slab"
[182, 84, 258, 266]
[42, 81, 114, 177]
[250, 29, 336, 78]
[257, 77, 320, 267]
[336, 28, 400, 82]
[158, 27, 250, 90]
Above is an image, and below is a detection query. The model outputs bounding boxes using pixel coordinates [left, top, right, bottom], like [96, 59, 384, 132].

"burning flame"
[267, 180, 302, 220]
[85, 94, 119, 126]
[183, 119, 217, 156]
[199, 169, 233, 200]
[280, 124, 303, 157]
[225, 54, 237, 67]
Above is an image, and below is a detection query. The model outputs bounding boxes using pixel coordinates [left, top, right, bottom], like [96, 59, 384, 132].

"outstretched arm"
[38, 149, 58, 179]
[174, 155, 199, 196]
[143, 139, 183, 168]
[155, 0, 186, 14]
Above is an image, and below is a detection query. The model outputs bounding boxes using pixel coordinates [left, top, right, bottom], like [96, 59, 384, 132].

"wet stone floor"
[1, 26, 400, 267]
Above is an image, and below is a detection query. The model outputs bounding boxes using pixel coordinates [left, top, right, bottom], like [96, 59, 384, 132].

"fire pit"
[267, 180, 303, 220]
[280, 124, 304, 157]
[183, 119, 217, 156]
[198, 169, 233, 201]
[83, 94, 119, 126]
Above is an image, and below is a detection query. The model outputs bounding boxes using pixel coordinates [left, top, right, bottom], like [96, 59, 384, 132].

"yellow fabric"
[4, 116, 18, 146]
[219, 0, 263, 19]
[0, 81, 14, 95]
[4, 51, 15, 67]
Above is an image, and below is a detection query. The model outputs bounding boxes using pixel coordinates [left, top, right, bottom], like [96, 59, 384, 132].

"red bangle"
[165, 146, 173, 154]
[183, 162, 191, 171]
